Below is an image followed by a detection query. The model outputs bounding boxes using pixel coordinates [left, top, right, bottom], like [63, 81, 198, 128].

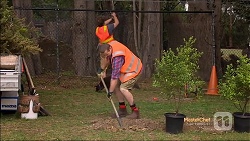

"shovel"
[100, 76, 123, 127]
[22, 57, 51, 116]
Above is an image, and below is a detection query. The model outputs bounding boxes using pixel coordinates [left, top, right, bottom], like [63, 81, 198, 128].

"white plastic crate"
[0, 72, 21, 91]
[0, 55, 22, 91]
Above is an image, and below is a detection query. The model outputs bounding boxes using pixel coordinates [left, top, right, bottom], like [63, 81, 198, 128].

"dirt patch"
[88, 117, 165, 132]
[87, 117, 223, 133]
[183, 123, 223, 133]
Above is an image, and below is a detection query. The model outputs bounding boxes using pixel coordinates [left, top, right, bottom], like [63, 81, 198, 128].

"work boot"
[126, 110, 140, 119]
[111, 108, 128, 118]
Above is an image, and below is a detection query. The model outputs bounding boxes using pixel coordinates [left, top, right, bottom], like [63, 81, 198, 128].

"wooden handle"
[100, 76, 122, 127]
[22, 57, 35, 88]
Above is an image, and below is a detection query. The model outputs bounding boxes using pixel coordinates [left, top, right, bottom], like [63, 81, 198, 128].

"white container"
[0, 55, 22, 92]
[21, 100, 38, 119]
[0, 73, 21, 91]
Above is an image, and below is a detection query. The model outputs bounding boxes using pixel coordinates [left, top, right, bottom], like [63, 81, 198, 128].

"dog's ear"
[95, 83, 105, 92]
[95, 84, 101, 92]
[95, 76, 111, 92]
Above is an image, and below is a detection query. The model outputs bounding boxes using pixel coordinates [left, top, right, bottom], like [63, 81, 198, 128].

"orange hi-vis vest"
[96, 25, 114, 44]
[108, 41, 143, 83]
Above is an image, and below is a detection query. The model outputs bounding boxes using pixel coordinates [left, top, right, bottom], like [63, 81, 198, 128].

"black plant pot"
[233, 112, 250, 133]
[164, 113, 186, 134]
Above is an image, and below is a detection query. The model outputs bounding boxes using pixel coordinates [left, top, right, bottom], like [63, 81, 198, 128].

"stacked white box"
[0, 71, 21, 91]
[0, 55, 22, 111]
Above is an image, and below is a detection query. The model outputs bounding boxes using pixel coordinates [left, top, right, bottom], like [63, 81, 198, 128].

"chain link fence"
[13, 0, 249, 84]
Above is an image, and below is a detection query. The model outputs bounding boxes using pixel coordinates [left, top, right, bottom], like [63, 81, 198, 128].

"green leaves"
[0, 0, 42, 55]
[153, 36, 204, 111]
[153, 36, 203, 90]
[219, 55, 250, 114]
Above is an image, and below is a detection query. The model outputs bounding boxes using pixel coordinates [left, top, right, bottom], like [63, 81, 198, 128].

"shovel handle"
[100, 76, 122, 127]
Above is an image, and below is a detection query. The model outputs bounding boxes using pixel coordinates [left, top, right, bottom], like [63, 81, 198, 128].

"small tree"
[153, 36, 204, 115]
[219, 55, 250, 115]
[0, 0, 42, 55]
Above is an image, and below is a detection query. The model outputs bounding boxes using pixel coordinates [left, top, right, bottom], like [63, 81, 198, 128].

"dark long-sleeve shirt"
[107, 24, 115, 35]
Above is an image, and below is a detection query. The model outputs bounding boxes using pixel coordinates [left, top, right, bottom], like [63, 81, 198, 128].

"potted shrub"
[218, 55, 250, 133]
[153, 36, 204, 134]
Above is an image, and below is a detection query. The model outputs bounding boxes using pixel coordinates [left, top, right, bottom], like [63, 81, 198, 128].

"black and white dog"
[95, 76, 140, 92]
[95, 76, 111, 92]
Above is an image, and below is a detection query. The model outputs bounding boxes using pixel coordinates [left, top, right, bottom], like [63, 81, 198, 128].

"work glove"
[107, 91, 113, 98]
[97, 68, 104, 78]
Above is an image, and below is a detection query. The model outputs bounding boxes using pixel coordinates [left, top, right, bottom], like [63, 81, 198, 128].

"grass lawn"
[1, 75, 250, 140]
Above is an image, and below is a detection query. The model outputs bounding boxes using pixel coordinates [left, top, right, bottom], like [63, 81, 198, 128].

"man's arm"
[107, 12, 119, 35]
[111, 12, 119, 28]
[104, 18, 113, 25]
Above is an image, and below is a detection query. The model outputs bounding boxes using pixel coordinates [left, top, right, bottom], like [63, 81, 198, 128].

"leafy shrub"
[219, 55, 250, 115]
[153, 36, 204, 114]
[0, 0, 42, 55]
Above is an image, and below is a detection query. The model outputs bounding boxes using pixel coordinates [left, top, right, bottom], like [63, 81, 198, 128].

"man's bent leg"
[120, 74, 141, 119]
[111, 81, 128, 118]
[120, 73, 141, 105]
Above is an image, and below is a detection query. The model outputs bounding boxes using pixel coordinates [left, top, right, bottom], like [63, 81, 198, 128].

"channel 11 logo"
[214, 112, 233, 131]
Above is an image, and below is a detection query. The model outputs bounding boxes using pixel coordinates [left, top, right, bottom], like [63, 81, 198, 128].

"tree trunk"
[186, 1, 214, 81]
[141, 1, 161, 78]
[86, 1, 97, 75]
[214, 0, 223, 78]
[12, 0, 43, 76]
[133, 0, 138, 55]
[72, 0, 88, 76]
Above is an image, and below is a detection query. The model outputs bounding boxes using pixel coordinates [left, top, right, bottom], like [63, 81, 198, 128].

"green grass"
[1, 75, 250, 140]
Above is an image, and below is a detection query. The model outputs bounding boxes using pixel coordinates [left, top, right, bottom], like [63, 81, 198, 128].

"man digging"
[97, 41, 143, 119]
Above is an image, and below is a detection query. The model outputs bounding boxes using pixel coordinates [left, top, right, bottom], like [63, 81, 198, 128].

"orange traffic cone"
[206, 65, 219, 95]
